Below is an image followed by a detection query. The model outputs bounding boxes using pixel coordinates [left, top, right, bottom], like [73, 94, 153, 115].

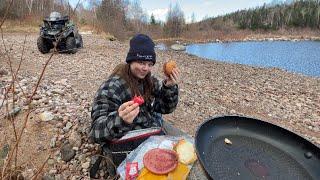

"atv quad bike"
[37, 12, 83, 54]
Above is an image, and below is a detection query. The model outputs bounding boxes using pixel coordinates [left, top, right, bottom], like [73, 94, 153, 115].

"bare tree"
[96, 0, 128, 39]
[25, 0, 34, 15]
[164, 3, 185, 37]
[127, 0, 148, 32]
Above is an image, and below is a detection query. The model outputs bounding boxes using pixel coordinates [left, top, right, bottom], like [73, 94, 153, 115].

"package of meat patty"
[117, 135, 194, 179]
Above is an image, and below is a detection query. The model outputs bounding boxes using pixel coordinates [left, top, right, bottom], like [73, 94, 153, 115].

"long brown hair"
[110, 63, 154, 101]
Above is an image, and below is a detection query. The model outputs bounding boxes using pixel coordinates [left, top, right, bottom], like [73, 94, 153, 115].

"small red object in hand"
[132, 95, 144, 105]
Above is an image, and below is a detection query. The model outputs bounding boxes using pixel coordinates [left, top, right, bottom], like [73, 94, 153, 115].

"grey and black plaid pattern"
[90, 75, 178, 143]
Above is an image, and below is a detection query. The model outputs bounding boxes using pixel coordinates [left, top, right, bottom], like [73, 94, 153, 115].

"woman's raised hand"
[164, 68, 180, 87]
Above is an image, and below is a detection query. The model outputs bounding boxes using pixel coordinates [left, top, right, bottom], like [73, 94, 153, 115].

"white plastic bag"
[117, 135, 193, 179]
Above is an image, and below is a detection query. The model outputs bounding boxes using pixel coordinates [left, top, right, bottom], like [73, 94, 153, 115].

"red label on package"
[125, 162, 139, 180]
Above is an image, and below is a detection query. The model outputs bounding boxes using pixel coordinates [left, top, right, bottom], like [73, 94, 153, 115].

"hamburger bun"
[174, 139, 197, 165]
[163, 60, 177, 76]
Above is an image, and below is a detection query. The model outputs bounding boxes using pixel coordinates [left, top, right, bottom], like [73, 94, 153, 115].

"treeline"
[1, 0, 319, 40]
[0, 0, 80, 19]
[206, 0, 320, 30]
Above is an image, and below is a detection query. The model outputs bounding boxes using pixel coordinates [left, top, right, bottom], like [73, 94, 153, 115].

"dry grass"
[1, 20, 40, 33]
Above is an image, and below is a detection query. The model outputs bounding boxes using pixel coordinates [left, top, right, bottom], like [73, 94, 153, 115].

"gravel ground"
[0, 33, 319, 179]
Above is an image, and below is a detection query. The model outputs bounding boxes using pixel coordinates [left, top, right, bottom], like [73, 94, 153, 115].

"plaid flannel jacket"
[90, 75, 179, 143]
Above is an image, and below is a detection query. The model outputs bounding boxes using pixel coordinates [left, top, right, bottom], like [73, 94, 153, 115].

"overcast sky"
[141, 0, 273, 22]
[70, 0, 275, 22]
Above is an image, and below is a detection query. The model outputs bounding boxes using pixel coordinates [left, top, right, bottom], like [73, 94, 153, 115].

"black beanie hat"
[126, 34, 156, 64]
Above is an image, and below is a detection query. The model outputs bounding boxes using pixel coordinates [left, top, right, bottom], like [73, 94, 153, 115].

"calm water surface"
[186, 41, 320, 77]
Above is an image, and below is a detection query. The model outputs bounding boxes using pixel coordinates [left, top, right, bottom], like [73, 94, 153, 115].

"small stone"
[0, 144, 10, 160]
[61, 164, 68, 170]
[49, 169, 57, 174]
[69, 131, 82, 148]
[47, 158, 55, 166]
[58, 135, 65, 141]
[54, 174, 63, 180]
[83, 148, 88, 153]
[33, 95, 42, 100]
[56, 122, 64, 128]
[63, 116, 69, 122]
[81, 161, 90, 169]
[50, 137, 56, 148]
[56, 79, 68, 86]
[78, 154, 87, 162]
[22, 169, 34, 179]
[5, 107, 21, 119]
[0, 69, 8, 76]
[60, 143, 75, 162]
[52, 89, 64, 96]
[42, 174, 55, 180]
[63, 122, 73, 132]
[39, 111, 55, 121]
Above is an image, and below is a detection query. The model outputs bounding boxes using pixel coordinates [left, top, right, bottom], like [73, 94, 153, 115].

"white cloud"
[147, 8, 169, 22]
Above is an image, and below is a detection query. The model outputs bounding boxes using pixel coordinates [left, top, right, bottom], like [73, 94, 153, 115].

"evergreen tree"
[150, 13, 156, 25]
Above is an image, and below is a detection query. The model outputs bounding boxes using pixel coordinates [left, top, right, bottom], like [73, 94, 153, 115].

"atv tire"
[37, 37, 52, 54]
[56, 40, 66, 53]
[76, 35, 83, 48]
[66, 36, 77, 54]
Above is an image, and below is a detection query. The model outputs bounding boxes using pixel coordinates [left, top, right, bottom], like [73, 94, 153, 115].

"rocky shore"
[0, 33, 319, 179]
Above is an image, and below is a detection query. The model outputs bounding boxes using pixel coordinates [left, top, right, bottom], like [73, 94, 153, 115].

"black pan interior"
[195, 115, 320, 180]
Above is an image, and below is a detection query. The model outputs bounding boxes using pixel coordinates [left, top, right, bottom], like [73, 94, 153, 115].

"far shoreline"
[155, 35, 320, 46]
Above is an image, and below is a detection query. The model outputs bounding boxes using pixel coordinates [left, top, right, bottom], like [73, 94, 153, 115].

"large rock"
[170, 44, 186, 51]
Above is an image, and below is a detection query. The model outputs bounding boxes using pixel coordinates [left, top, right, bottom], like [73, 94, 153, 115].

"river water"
[186, 41, 320, 77]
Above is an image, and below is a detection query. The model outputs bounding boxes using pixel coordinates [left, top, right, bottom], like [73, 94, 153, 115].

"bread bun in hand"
[163, 60, 177, 76]
[174, 139, 197, 165]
